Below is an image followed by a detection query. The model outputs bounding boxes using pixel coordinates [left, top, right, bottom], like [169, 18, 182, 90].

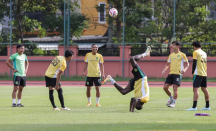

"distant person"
[103, 46, 151, 112]
[45, 50, 74, 110]
[162, 41, 189, 108]
[6, 44, 29, 107]
[186, 41, 210, 111]
[82, 44, 105, 107]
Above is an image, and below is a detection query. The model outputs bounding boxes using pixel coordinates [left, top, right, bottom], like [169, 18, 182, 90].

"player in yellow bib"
[162, 41, 189, 108]
[103, 46, 151, 112]
[45, 50, 74, 110]
[186, 41, 210, 111]
[82, 44, 105, 107]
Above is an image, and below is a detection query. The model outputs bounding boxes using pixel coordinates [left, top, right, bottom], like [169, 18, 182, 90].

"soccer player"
[103, 46, 151, 112]
[162, 41, 189, 108]
[186, 41, 210, 111]
[45, 50, 74, 110]
[6, 44, 29, 107]
[82, 44, 105, 107]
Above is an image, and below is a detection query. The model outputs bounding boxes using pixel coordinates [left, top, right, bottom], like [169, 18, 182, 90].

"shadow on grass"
[0, 123, 213, 131]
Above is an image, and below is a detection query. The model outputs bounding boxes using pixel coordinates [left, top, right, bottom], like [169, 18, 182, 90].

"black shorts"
[45, 76, 61, 87]
[165, 74, 182, 86]
[13, 76, 26, 87]
[129, 65, 146, 90]
[193, 75, 207, 88]
[85, 77, 102, 86]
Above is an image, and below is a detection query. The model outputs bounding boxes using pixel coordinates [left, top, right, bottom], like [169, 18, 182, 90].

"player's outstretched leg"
[103, 75, 132, 95]
[130, 46, 151, 67]
[57, 87, 70, 111]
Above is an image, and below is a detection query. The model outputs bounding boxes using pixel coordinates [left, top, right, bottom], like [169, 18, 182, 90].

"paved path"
[0, 81, 215, 87]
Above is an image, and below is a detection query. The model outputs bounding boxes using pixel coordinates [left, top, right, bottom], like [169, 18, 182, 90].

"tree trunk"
[116, 17, 121, 43]
[18, 19, 24, 43]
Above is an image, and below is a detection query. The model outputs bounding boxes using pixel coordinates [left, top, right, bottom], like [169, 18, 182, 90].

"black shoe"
[16, 103, 24, 107]
[12, 103, 16, 107]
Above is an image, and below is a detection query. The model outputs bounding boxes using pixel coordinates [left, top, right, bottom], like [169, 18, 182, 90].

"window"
[99, 3, 106, 23]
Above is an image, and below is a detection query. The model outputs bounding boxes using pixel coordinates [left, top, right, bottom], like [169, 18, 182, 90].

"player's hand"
[179, 70, 185, 74]
[102, 75, 105, 81]
[82, 72, 85, 78]
[55, 85, 60, 90]
[25, 70, 28, 74]
[13, 69, 18, 73]
[162, 70, 165, 76]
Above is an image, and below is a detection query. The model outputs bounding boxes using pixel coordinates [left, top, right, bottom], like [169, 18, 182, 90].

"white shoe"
[103, 75, 112, 84]
[61, 107, 70, 110]
[145, 46, 151, 57]
[53, 107, 60, 111]
[167, 102, 175, 108]
[200, 107, 211, 110]
[166, 98, 173, 106]
[186, 107, 197, 111]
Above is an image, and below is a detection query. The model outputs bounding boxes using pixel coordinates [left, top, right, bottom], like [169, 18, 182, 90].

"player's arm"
[130, 97, 137, 112]
[82, 62, 88, 78]
[5, 58, 18, 73]
[99, 55, 105, 80]
[100, 63, 105, 80]
[55, 70, 63, 90]
[192, 51, 197, 75]
[180, 61, 189, 74]
[162, 62, 170, 75]
[25, 57, 29, 74]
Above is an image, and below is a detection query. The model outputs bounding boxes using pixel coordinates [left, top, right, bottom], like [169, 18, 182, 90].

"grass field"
[0, 86, 215, 131]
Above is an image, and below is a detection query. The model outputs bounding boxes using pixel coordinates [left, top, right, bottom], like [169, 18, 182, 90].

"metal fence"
[78, 48, 120, 56]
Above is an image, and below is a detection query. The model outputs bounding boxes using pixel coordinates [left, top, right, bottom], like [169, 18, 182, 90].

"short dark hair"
[192, 41, 201, 48]
[135, 102, 144, 110]
[172, 41, 181, 46]
[91, 44, 98, 47]
[64, 50, 74, 58]
[16, 44, 24, 49]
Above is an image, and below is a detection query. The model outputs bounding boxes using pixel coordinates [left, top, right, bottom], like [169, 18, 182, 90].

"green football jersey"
[9, 53, 28, 76]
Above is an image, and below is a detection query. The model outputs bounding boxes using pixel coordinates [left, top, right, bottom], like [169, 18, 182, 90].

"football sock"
[192, 101, 197, 108]
[17, 99, 21, 104]
[49, 90, 56, 108]
[169, 95, 173, 99]
[12, 99, 16, 104]
[141, 53, 148, 57]
[173, 99, 176, 103]
[96, 97, 100, 104]
[110, 77, 116, 84]
[206, 101, 209, 108]
[57, 88, 65, 108]
[87, 97, 91, 103]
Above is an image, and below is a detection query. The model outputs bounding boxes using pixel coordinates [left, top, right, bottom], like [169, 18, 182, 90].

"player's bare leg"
[12, 86, 19, 107]
[167, 84, 178, 108]
[200, 87, 210, 110]
[86, 86, 92, 106]
[95, 86, 101, 106]
[16, 86, 24, 107]
[130, 46, 151, 67]
[163, 83, 174, 106]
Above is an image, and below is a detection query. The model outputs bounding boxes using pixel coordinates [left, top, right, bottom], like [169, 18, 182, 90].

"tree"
[1, 0, 81, 43]
[149, 0, 216, 43]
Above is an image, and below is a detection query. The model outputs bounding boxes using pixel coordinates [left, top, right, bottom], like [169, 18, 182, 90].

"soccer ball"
[109, 8, 118, 18]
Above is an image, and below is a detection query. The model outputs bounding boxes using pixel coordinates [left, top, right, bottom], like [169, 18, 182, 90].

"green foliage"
[43, 13, 89, 39]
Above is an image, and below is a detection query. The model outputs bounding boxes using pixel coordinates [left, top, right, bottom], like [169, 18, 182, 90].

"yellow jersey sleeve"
[99, 54, 104, 63]
[167, 54, 171, 63]
[84, 53, 89, 62]
[60, 61, 67, 71]
[193, 51, 198, 60]
[181, 52, 188, 62]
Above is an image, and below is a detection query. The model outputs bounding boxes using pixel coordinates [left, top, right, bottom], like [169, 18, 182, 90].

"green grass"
[0, 86, 216, 131]
[0, 75, 216, 82]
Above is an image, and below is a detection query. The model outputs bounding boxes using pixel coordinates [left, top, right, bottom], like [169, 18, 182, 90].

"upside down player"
[103, 46, 151, 112]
